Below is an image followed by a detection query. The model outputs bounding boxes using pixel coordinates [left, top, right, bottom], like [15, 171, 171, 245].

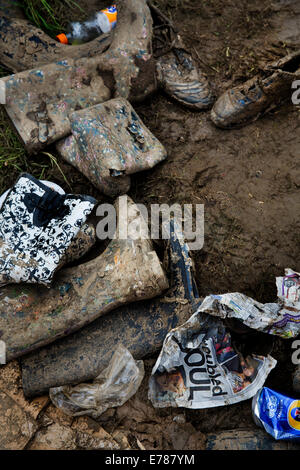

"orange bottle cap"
[103, 6, 117, 26]
[57, 33, 68, 44]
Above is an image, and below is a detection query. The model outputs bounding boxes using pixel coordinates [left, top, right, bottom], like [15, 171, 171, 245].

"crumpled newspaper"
[49, 346, 144, 418]
[149, 312, 276, 409]
[196, 269, 300, 338]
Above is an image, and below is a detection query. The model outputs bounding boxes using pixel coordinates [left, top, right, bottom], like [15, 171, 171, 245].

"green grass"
[0, 65, 27, 191]
[23, 0, 86, 35]
[0, 101, 71, 193]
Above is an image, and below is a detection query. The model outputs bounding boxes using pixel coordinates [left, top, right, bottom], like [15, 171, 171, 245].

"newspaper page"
[196, 269, 300, 338]
[149, 312, 276, 409]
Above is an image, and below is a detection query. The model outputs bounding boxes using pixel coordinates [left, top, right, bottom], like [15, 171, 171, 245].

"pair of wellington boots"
[21, 219, 201, 398]
[0, 196, 168, 362]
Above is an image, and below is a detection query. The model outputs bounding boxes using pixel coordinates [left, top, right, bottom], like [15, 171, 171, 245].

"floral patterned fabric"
[0, 174, 96, 287]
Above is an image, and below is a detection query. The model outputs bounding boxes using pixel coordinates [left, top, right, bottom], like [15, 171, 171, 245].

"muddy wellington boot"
[0, 195, 168, 362]
[56, 133, 131, 199]
[0, 0, 155, 152]
[59, 222, 96, 268]
[1, 0, 213, 154]
[56, 98, 167, 197]
[211, 49, 300, 128]
[21, 220, 201, 398]
[0, 173, 97, 287]
[0, 179, 97, 269]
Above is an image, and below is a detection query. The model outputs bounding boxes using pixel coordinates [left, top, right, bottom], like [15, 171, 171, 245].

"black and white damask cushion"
[0, 174, 97, 287]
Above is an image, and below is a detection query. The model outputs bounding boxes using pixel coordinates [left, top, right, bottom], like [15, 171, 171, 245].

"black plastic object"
[21, 220, 201, 397]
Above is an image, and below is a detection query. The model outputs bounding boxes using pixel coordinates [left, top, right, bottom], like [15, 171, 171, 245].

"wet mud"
[0, 0, 300, 450]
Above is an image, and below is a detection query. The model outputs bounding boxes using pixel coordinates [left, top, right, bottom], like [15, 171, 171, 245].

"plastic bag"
[49, 346, 144, 418]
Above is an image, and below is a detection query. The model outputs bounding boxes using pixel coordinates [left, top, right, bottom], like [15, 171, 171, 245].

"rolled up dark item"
[21, 220, 201, 398]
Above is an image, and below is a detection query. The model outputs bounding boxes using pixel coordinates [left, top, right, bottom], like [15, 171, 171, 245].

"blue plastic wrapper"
[252, 387, 300, 440]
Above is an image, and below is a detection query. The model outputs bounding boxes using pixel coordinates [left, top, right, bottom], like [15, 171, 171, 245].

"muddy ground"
[0, 0, 300, 450]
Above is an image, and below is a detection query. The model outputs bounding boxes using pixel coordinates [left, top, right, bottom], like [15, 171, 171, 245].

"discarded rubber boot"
[59, 222, 96, 268]
[0, 195, 168, 362]
[56, 98, 167, 197]
[0, 179, 65, 207]
[0, 0, 155, 152]
[0, 179, 97, 269]
[211, 49, 300, 128]
[56, 135, 131, 198]
[0, 0, 112, 72]
[156, 48, 214, 110]
[21, 220, 200, 398]
[1, 59, 113, 152]
[49, 345, 144, 419]
[0, 173, 96, 287]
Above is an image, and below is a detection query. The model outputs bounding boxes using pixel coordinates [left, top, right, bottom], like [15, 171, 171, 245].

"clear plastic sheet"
[49, 346, 144, 418]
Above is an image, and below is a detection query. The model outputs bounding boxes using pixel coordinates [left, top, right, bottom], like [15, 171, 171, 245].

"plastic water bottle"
[57, 5, 117, 45]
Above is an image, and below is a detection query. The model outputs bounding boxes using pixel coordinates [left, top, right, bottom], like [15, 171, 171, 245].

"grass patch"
[22, 0, 86, 35]
[0, 66, 27, 191]
[0, 104, 71, 193]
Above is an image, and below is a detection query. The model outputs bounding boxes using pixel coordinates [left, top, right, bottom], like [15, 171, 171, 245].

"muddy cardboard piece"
[0, 196, 168, 362]
[21, 220, 201, 398]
